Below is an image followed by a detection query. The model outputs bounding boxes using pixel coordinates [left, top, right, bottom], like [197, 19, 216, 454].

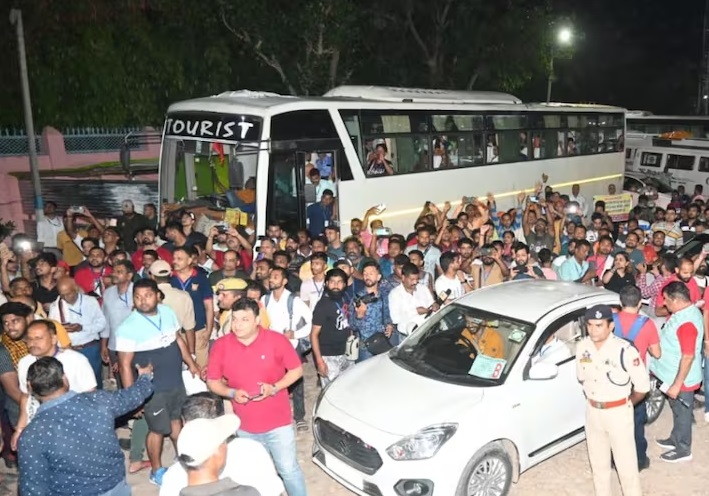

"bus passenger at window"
[567, 137, 578, 155]
[306, 189, 335, 237]
[488, 145, 499, 163]
[366, 143, 394, 177]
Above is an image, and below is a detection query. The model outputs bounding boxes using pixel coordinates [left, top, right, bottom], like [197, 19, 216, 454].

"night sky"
[520, 0, 705, 114]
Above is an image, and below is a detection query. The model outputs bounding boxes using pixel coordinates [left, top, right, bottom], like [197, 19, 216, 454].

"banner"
[593, 194, 633, 222]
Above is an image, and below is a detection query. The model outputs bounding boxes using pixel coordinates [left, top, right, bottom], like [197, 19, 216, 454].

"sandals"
[128, 460, 151, 474]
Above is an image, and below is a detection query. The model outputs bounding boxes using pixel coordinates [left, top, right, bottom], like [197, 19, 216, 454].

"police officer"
[577, 305, 649, 496]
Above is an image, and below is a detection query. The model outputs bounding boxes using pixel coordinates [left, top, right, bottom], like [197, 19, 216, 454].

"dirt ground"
[5, 363, 708, 496]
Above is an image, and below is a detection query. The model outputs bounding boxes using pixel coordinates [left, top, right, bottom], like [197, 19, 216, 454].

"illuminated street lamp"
[546, 26, 573, 104]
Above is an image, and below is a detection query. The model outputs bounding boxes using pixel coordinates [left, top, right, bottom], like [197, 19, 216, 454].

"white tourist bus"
[159, 86, 626, 237]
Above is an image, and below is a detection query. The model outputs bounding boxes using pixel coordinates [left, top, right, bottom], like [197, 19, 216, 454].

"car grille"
[314, 418, 383, 475]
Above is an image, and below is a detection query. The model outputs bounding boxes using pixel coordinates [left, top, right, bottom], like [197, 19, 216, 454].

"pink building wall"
[0, 126, 160, 233]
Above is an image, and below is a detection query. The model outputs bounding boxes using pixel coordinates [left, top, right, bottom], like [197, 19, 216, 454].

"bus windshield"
[159, 113, 264, 211]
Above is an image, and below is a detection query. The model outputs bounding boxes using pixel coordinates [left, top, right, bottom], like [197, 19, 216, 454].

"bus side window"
[699, 157, 709, 173]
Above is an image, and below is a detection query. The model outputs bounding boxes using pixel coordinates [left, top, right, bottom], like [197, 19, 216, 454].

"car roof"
[454, 280, 615, 323]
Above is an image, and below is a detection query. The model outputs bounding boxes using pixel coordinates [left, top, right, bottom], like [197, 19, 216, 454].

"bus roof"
[626, 113, 709, 121]
[166, 85, 626, 116]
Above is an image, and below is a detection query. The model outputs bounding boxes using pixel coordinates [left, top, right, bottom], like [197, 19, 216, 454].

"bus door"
[266, 146, 345, 235]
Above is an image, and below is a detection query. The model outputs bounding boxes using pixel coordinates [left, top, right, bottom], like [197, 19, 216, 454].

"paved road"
[4, 363, 708, 495]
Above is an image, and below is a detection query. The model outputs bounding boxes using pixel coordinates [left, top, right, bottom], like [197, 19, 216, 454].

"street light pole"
[546, 27, 572, 104]
[9, 9, 44, 223]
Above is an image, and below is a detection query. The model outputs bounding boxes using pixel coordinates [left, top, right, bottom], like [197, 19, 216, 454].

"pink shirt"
[207, 328, 302, 433]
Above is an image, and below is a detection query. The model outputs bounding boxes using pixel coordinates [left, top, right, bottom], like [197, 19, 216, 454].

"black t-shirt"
[33, 282, 59, 308]
[313, 296, 350, 357]
[603, 271, 636, 294]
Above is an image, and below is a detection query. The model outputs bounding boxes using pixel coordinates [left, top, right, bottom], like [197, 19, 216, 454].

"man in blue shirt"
[306, 189, 335, 237]
[351, 261, 393, 361]
[558, 239, 595, 284]
[169, 246, 214, 368]
[18, 356, 154, 496]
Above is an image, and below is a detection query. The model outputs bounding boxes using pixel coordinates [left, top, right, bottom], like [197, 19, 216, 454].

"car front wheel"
[456, 444, 513, 496]
[645, 377, 665, 424]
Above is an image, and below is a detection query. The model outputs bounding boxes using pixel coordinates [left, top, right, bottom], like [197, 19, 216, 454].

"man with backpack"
[260, 267, 312, 433]
[613, 285, 661, 470]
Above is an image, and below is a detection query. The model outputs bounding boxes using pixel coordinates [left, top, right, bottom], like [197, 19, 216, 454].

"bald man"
[48, 277, 107, 388]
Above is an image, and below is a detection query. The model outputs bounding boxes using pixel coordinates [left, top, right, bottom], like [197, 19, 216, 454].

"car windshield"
[641, 176, 673, 194]
[390, 304, 535, 386]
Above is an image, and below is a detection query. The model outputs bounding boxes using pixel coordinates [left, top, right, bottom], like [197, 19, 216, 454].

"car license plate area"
[324, 450, 364, 490]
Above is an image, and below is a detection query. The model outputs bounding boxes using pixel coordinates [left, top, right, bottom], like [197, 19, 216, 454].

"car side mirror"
[529, 362, 559, 380]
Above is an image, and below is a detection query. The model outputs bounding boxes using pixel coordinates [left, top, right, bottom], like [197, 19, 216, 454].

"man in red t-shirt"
[615, 285, 661, 471]
[654, 257, 701, 318]
[131, 227, 173, 269]
[73, 246, 112, 303]
[206, 298, 306, 496]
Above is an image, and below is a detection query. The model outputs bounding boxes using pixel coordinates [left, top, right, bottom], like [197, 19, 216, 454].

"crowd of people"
[0, 174, 707, 495]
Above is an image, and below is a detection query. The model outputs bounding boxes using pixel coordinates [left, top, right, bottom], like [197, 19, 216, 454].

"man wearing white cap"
[176, 414, 261, 496]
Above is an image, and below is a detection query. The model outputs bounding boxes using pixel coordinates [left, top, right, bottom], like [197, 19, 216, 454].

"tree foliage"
[0, 0, 553, 128]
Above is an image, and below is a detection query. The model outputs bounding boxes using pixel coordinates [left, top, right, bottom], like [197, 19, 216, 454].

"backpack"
[611, 313, 647, 372]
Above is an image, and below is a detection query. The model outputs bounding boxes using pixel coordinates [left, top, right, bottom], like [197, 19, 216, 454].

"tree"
[219, 0, 362, 95]
[369, 0, 552, 92]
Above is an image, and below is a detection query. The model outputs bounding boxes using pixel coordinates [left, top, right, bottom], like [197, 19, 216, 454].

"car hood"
[322, 354, 485, 436]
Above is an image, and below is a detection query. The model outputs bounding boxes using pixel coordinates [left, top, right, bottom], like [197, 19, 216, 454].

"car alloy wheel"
[460, 446, 512, 496]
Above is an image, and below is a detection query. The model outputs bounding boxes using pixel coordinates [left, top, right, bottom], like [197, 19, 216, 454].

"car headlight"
[386, 423, 458, 461]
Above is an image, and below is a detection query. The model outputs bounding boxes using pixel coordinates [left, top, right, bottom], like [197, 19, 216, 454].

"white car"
[623, 172, 673, 209]
[312, 280, 620, 496]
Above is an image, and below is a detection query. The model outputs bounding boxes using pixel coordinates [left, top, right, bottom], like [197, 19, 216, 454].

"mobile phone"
[374, 227, 392, 237]
[215, 224, 229, 234]
[374, 203, 387, 215]
[70, 205, 85, 214]
[247, 388, 262, 399]
[529, 196, 539, 203]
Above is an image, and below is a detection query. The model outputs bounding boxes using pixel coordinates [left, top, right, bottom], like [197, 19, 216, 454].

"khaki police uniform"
[577, 332, 650, 496]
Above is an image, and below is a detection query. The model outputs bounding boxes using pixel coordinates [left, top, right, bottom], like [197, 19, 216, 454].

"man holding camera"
[352, 261, 394, 361]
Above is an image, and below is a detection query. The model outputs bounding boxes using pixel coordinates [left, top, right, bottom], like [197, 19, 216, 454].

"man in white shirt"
[160, 392, 284, 496]
[261, 268, 312, 347]
[299, 252, 328, 311]
[261, 267, 312, 432]
[569, 183, 589, 218]
[389, 263, 436, 339]
[48, 277, 107, 389]
[12, 319, 96, 449]
[307, 168, 337, 203]
[434, 252, 472, 302]
[36, 201, 64, 250]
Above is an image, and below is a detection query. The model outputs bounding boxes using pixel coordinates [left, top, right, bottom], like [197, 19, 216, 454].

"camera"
[354, 292, 379, 307]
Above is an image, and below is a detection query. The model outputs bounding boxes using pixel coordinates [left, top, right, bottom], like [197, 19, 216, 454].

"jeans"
[357, 346, 374, 363]
[668, 390, 694, 455]
[78, 342, 103, 390]
[239, 425, 307, 496]
[99, 479, 130, 496]
[633, 401, 648, 465]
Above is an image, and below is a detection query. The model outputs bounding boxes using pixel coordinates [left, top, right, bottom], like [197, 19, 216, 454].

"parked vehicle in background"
[623, 172, 672, 209]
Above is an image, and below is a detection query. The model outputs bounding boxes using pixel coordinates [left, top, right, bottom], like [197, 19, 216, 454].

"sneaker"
[296, 419, 309, 432]
[149, 467, 167, 486]
[656, 438, 675, 450]
[660, 450, 692, 463]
